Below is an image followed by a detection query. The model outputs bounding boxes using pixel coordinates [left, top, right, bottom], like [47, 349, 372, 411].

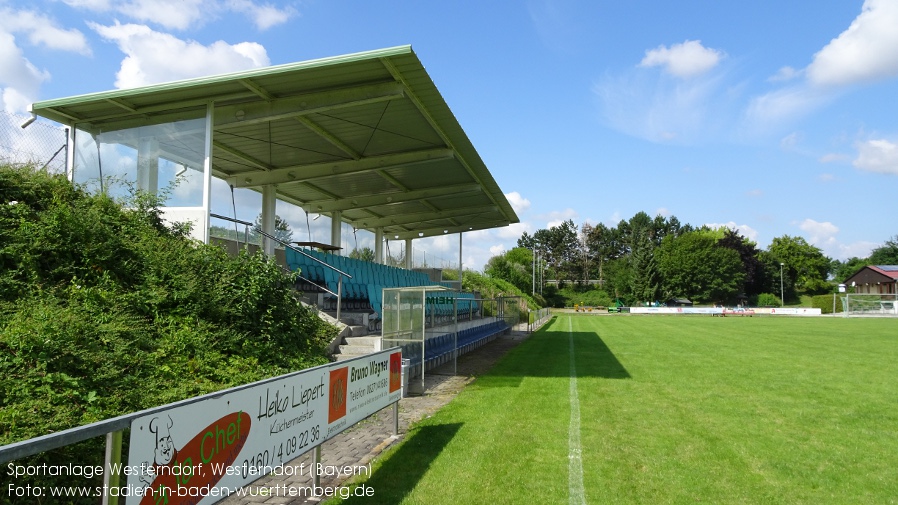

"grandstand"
[29, 45, 520, 372]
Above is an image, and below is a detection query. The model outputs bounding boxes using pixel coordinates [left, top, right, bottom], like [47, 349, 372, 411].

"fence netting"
[0, 111, 68, 174]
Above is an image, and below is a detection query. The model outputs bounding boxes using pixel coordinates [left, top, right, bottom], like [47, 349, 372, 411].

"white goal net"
[841, 293, 898, 317]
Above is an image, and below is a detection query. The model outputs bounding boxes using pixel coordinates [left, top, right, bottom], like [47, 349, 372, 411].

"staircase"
[335, 334, 382, 361]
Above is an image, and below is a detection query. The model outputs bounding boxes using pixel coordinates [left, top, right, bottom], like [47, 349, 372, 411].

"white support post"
[66, 125, 75, 182]
[331, 210, 342, 256]
[375, 227, 384, 264]
[405, 239, 413, 269]
[136, 138, 159, 195]
[458, 233, 463, 288]
[201, 103, 214, 244]
[261, 184, 276, 256]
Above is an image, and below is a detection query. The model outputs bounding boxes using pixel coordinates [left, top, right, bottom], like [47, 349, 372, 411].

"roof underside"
[31, 46, 518, 240]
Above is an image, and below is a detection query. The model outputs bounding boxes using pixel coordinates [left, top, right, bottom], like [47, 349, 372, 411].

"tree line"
[487, 211, 897, 306]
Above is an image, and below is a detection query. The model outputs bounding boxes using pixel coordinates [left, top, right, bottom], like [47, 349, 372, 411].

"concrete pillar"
[201, 103, 213, 244]
[137, 138, 159, 195]
[261, 184, 276, 256]
[405, 238, 413, 269]
[458, 233, 463, 288]
[374, 227, 384, 264]
[331, 210, 342, 256]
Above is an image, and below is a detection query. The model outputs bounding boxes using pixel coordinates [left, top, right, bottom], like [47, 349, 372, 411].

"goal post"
[841, 293, 898, 317]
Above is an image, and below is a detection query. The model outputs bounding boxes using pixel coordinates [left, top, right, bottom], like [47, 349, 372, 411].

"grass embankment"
[334, 315, 898, 504]
[1, 165, 336, 502]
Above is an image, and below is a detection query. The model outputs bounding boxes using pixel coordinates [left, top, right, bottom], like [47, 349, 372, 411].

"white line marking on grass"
[569, 316, 586, 504]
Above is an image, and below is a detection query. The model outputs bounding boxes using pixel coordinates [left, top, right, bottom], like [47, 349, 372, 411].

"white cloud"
[768, 66, 800, 82]
[705, 221, 759, 242]
[819, 153, 849, 164]
[806, 0, 898, 87]
[120, 0, 206, 31]
[489, 244, 506, 256]
[743, 84, 832, 130]
[0, 32, 49, 113]
[639, 40, 724, 79]
[226, 0, 296, 30]
[798, 218, 839, 247]
[0, 9, 91, 55]
[66, 0, 294, 31]
[496, 221, 532, 240]
[794, 218, 878, 260]
[595, 67, 732, 143]
[743, 1, 898, 131]
[90, 22, 270, 88]
[0, 7, 91, 112]
[834, 240, 879, 260]
[853, 139, 898, 175]
[504, 191, 531, 215]
[542, 208, 578, 229]
[780, 131, 802, 150]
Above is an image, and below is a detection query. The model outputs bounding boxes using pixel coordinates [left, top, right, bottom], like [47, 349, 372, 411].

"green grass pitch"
[335, 315, 898, 504]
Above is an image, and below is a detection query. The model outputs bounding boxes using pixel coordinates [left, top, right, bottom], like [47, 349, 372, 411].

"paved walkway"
[220, 329, 531, 504]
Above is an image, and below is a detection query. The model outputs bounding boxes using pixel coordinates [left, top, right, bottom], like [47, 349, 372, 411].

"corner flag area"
[333, 315, 898, 504]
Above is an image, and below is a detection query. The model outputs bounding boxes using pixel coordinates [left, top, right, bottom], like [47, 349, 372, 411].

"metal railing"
[210, 213, 352, 321]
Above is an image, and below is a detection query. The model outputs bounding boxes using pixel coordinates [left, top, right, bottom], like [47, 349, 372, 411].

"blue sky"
[2, 0, 897, 271]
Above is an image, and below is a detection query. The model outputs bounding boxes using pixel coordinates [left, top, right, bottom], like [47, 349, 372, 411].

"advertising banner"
[629, 307, 724, 315]
[124, 348, 402, 505]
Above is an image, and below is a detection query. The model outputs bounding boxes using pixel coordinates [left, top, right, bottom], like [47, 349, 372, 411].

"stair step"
[338, 344, 376, 355]
[344, 335, 381, 347]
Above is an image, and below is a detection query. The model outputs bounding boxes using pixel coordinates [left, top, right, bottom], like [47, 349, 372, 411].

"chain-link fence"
[382, 243, 459, 271]
[0, 110, 68, 174]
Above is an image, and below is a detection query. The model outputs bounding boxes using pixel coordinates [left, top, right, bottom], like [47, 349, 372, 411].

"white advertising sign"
[629, 307, 724, 315]
[124, 348, 402, 505]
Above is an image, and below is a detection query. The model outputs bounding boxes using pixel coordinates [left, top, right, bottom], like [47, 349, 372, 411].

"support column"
[458, 233, 463, 288]
[331, 210, 342, 255]
[261, 184, 276, 256]
[201, 103, 214, 244]
[65, 126, 75, 182]
[405, 239, 413, 269]
[137, 138, 159, 195]
[374, 227, 384, 264]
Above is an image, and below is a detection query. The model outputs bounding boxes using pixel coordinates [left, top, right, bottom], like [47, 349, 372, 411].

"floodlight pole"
[780, 263, 786, 307]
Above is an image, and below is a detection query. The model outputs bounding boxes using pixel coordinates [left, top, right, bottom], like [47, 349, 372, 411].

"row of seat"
[285, 247, 479, 320]
[397, 320, 510, 379]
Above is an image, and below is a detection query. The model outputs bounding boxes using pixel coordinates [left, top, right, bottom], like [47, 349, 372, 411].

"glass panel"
[73, 116, 206, 207]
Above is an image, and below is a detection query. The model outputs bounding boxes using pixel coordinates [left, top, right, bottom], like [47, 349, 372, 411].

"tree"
[629, 228, 660, 303]
[250, 213, 293, 245]
[530, 220, 580, 284]
[656, 231, 745, 304]
[717, 228, 766, 296]
[833, 257, 870, 282]
[349, 247, 375, 262]
[766, 235, 831, 295]
[485, 247, 533, 294]
[869, 235, 898, 265]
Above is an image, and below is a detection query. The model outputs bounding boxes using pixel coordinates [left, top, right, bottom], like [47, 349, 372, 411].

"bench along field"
[335, 315, 898, 504]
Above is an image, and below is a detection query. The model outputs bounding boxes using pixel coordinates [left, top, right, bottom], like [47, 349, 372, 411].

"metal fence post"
[103, 430, 123, 505]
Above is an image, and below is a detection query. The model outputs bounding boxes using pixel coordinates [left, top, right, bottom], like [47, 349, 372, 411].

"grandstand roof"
[30, 45, 518, 240]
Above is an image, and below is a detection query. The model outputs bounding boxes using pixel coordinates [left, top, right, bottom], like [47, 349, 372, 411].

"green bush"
[811, 294, 843, 314]
[0, 165, 336, 501]
[756, 292, 782, 307]
[558, 287, 614, 308]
